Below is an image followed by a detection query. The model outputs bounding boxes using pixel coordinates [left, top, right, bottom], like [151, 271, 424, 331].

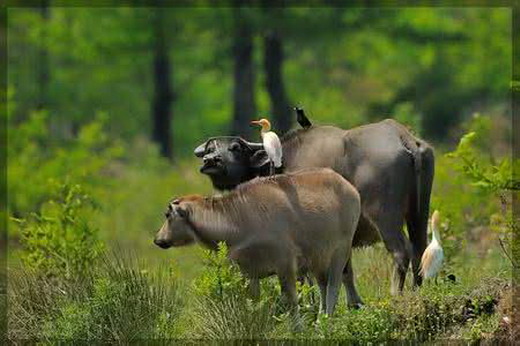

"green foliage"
[392, 101, 421, 134]
[8, 110, 124, 218]
[15, 183, 102, 279]
[194, 242, 246, 300]
[448, 130, 518, 192]
[7, 8, 511, 149]
[446, 116, 518, 268]
[305, 306, 394, 342]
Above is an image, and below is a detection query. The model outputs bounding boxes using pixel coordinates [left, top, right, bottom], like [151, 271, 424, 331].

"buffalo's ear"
[249, 150, 271, 168]
[175, 206, 188, 218]
[194, 141, 208, 157]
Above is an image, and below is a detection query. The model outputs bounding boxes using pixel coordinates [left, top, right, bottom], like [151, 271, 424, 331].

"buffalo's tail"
[406, 142, 435, 286]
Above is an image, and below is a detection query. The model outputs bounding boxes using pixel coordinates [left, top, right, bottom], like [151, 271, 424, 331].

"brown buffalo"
[154, 168, 361, 316]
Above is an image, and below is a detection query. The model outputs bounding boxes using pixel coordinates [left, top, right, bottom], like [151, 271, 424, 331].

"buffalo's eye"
[229, 142, 241, 152]
[206, 143, 215, 153]
[164, 211, 169, 218]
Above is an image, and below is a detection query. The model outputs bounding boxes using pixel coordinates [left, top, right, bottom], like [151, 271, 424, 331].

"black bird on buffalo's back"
[295, 107, 312, 129]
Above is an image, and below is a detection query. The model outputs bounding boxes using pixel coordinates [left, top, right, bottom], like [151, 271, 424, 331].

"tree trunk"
[263, 28, 291, 134]
[262, 5, 291, 134]
[37, 0, 50, 111]
[151, 9, 174, 159]
[231, 6, 256, 138]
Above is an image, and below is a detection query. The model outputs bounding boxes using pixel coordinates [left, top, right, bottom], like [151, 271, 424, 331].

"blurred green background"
[6, 6, 515, 341]
[8, 7, 511, 156]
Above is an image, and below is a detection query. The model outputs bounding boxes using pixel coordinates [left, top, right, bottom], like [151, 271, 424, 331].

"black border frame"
[1, 1, 518, 342]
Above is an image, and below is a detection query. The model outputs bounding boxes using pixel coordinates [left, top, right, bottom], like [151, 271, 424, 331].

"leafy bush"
[430, 115, 516, 271]
[14, 183, 103, 279]
[193, 242, 246, 300]
[448, 131, 517, 193]
[446, 116, 518, 269]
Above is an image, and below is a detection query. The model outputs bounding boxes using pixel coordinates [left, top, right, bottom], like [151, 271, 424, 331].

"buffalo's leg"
[278, 261, 301, 324]
[326, 249, 348, 315]
[342, 259, 364, 309]
[315, 272, 328, 314]
[407, 218, 425, 289]
[374, 210, 410, 295]
[279, 273, 298, 311]
[278, 271, 302, 331]
[305, 273, 316, 305]
[390, 243, 410, 295]
[248, 277, 260, 300]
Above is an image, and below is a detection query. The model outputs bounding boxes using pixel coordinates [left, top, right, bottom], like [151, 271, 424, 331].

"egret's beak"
[250, 120, 261, 126]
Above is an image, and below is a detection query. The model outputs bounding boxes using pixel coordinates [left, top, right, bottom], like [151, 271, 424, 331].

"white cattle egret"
[251, 118, 282, 175]
[420, 210, 444, 282]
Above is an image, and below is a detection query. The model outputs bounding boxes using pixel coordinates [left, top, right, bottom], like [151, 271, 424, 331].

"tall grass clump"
[9, 252, 183, 341]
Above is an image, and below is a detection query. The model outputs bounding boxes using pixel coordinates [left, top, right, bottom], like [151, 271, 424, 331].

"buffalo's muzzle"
[154, 238, 171, 249]
[203, 154, 221, 165]
[200, 155, 226, 175]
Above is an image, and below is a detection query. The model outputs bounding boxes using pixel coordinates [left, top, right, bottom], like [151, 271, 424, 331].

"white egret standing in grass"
[251, 118, 282, 176]
[420, 210, 444, 282]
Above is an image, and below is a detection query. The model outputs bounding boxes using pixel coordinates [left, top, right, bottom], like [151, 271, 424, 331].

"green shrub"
[447, 117, 518, 269]
[193, 242, 247, 300]
[14, 183, 103, 279]
[8, 111, 124, 220]
[431, 115, 517, 270]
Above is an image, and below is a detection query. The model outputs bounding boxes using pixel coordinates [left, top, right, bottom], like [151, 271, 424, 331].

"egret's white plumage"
[251, 118, 283, 174]
[262, 131, 282, 168]
[420, 210, 444, 280]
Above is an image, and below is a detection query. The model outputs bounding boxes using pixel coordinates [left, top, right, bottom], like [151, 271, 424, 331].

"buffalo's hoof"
[348, 302, 364, 310]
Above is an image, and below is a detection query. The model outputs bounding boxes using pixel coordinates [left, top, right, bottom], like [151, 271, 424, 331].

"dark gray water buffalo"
[194, 113, 434, 301]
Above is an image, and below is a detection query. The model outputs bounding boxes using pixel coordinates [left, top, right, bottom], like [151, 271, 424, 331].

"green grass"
[8, 243, 511, 342]
[8, 252, 183, 341]
[7, 155, 513, 342]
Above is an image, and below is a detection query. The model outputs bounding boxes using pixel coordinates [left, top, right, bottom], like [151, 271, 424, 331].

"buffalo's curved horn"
[241, 139, 264, 151]
[194, 141, 208, 157]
